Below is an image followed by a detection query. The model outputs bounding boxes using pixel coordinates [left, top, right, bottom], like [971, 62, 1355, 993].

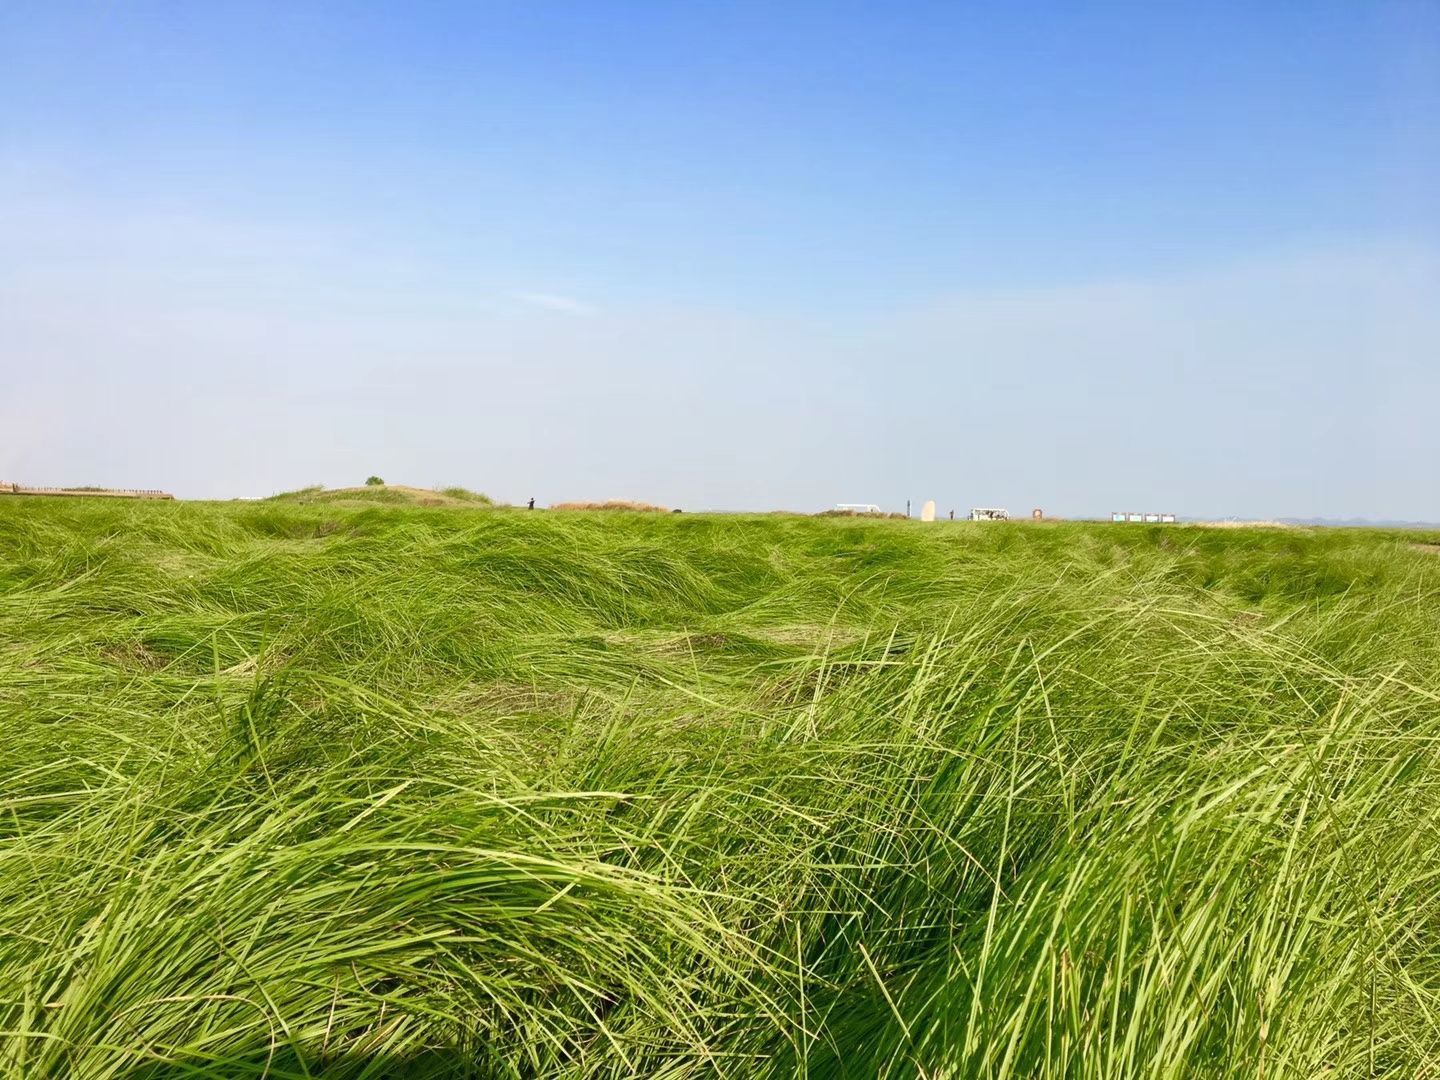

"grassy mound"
[815, 507, 908, 518]
[2, 500, 1439, 1077]
[267, 483, 494, 507]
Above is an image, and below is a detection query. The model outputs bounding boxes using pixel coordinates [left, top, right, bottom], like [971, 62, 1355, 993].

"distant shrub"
[365, 476, 385, 486]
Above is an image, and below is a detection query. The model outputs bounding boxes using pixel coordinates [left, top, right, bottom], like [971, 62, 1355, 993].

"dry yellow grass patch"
[550, 500, 670, 512]
[1190, 520, 1296, 529]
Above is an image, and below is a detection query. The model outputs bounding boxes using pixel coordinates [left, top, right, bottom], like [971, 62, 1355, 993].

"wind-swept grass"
[2, 500, 1439, 1077]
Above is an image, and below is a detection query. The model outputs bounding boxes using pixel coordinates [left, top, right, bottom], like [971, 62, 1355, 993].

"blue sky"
[3, 1, 1438, 517]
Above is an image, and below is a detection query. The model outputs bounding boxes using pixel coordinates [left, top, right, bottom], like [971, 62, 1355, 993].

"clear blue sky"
[3, 2, 1437, 518]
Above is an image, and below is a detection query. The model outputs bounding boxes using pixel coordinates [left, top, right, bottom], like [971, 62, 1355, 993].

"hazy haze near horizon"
[3, 2, 1438, 520]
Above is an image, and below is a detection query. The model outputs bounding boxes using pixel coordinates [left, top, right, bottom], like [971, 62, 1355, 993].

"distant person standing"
[528, 498, 535, 510]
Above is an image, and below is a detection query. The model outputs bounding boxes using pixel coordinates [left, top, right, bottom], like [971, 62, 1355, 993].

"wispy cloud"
[507, 290, 598, 316]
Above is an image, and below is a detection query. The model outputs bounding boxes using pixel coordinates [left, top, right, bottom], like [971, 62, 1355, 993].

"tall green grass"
[2, 500, 1438, 1077]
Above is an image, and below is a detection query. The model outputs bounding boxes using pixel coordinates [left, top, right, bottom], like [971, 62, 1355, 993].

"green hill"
[265, 483, 495, 507]
[2, 498, 1438, 1077]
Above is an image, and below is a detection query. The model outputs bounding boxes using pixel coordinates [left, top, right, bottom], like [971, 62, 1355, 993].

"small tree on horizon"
[365, 475, 385, 486]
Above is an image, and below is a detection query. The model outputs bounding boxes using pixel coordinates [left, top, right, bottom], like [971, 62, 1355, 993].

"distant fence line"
[1110, 512, 1177, 524]
[0, 483, 175, 500]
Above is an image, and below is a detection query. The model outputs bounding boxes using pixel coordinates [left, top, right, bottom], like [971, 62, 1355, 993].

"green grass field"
[3, 497, 1439, 1078]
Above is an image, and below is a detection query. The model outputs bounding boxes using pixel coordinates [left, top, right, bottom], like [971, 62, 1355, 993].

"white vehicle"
[834, 503, 882, 514]
[969, 507, 1009, 521]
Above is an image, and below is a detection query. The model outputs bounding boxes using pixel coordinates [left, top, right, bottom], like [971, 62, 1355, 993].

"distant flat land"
[2, 498, 1439, 1077]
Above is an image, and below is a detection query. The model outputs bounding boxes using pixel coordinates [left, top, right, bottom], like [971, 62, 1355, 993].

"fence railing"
[0, 483, 175, 500]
